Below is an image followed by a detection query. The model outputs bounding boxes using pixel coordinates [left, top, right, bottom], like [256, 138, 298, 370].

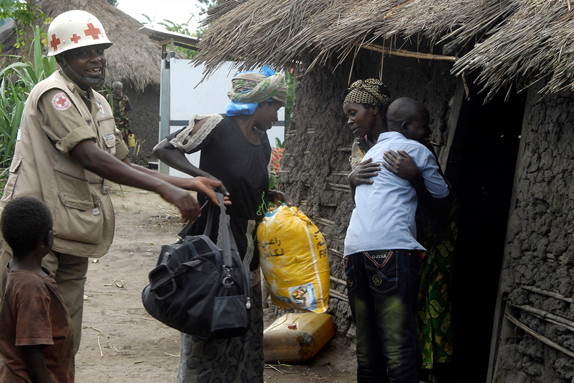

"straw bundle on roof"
[195, 0, 574, 95]
[198, 0, 336, 73]
[452, 0, 574, 97]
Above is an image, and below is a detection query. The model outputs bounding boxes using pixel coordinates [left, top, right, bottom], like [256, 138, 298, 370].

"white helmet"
[47, 10, 113, 57]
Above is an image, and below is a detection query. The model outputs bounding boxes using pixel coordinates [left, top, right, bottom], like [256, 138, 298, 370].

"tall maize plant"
[0, 26, 56, 172]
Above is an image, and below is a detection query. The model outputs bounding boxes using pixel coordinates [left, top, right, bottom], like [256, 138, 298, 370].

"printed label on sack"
[288, 283, 318, 311]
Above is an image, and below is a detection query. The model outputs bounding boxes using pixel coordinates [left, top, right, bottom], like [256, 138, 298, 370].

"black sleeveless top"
[169, 115, 271, 258]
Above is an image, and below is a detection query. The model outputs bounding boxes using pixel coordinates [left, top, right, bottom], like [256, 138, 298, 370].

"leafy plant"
[0, 26, 57, 169]
[0, 0, 51, 51]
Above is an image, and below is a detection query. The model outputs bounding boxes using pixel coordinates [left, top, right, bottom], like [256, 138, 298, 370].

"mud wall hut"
[1, 0, 163, 158]
[193, 1, 574, 382]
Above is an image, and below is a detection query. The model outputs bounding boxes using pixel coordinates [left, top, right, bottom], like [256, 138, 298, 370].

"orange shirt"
[0, 268, 74, 382]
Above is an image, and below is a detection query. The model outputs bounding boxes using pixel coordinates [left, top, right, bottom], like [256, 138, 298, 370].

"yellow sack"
[257, 205, 330, 313]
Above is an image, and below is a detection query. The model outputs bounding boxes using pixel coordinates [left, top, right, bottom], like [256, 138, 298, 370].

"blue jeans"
[345, 250, 423, 383]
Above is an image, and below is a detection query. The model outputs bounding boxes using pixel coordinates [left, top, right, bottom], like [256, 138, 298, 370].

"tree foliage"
[139, 0, 220, 60]
[140, 14, 201, 59]
[136, 0, 221, 59]
[195, 0, 221, 15]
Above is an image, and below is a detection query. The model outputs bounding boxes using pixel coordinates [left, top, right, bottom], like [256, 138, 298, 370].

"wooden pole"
[505, 312, 574, 358]
[359, 42, 457, 62]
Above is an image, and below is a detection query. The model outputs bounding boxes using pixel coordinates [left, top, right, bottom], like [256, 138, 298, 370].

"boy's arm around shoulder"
[414, 145, 453, 228]
[411, 144, 449, 198]
[413, 171, 453, 223]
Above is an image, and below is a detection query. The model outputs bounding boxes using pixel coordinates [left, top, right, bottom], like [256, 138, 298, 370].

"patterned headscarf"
[226, 66, 287, 116]
[343, 78, 391, 107]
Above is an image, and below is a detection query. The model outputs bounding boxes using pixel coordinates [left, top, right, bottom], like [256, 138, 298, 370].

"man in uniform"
[0, 10, 221, 353]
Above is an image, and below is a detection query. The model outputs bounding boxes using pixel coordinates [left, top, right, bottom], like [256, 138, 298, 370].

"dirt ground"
[75, 185, 357, 383]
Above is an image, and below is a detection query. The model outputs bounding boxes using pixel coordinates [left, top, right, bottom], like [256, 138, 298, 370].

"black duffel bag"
[142, 193, 251, 340]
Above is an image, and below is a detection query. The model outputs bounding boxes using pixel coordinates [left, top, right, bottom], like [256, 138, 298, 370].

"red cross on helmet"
[47, 10, 113, 57]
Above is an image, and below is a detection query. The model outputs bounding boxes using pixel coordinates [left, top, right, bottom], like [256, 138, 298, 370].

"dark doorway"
[444, 83, 526, 382]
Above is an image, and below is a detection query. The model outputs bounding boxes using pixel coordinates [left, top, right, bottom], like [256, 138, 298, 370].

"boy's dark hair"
[1, 197, 53, 255]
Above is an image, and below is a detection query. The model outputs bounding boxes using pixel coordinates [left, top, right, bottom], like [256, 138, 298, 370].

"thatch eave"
[195, 0, 574, 96]
[452, 0, 574, 97]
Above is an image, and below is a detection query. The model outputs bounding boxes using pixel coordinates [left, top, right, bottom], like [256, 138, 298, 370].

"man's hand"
[157, 183, 202, 222]
[348, 158, 380, 188]
[182, 176, 231, 206]
[205, 176, 229, 196]
[383, 150, 419, 180]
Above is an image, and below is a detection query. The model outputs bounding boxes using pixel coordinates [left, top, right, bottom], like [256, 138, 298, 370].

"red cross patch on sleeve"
[96, 102, 105, 115]
[52, 92, 72, 111]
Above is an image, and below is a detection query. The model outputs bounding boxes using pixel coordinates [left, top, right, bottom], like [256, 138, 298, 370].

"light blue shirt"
[344, 131, 450, 255]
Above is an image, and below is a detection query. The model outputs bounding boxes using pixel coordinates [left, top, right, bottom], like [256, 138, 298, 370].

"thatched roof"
[3, 0, 162, 92]
[195, 0, 574, 98]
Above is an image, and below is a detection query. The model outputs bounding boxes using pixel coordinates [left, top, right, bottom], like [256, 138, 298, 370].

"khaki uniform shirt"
[0, 70, 129, 257]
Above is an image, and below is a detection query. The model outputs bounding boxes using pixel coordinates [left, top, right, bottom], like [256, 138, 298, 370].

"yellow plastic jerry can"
[128, 133, 136, 148]
[263, 312, 335, 363]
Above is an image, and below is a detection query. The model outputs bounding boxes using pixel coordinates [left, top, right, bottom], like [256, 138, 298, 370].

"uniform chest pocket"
[96, 115, 117, 153]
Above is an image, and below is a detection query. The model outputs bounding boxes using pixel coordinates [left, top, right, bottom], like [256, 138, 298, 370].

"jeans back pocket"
[364, 251, 398, 294]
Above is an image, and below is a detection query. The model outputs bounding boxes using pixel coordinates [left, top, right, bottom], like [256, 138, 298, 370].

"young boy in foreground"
[0, 197, 74, 383]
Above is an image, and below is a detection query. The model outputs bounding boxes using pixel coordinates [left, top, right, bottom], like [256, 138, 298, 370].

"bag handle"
[202, 199, 216, 237]
[148, 264, 177, 300]
[215, 192, 239, 268]
[178, 193, 238, 268]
